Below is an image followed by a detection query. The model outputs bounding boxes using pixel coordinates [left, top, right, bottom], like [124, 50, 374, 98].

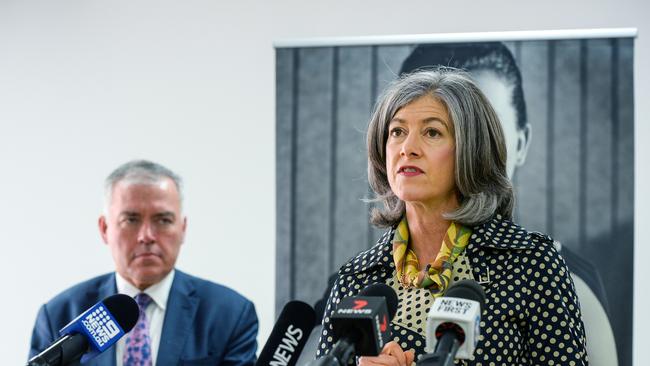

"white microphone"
[419, 280, 486, 366]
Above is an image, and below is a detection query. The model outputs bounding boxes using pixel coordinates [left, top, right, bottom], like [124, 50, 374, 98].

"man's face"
[99, 178, 186, 290]
[472, 70, 530, 178]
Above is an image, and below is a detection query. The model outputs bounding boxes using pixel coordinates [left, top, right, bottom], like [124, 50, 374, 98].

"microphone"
[256, 300, 316, 366]
[313, 283, 398, 366]
[419, 280, 486, 366]
[28, 294, 139, 366]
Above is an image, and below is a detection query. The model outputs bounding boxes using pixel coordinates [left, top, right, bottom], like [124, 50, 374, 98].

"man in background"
[29, 160, 258, 366]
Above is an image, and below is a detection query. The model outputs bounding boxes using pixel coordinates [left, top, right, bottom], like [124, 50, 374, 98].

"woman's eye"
[389, 128, 405, 137]
[425, 128, 440, 138]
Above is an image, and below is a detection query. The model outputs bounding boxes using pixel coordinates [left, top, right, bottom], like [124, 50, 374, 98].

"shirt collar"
[340, 215, 537, 275]
[115, 269, 175, 311]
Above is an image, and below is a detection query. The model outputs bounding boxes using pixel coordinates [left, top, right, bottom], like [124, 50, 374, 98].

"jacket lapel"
[466, 215, 537, 288]
[156, 270, 199, 365]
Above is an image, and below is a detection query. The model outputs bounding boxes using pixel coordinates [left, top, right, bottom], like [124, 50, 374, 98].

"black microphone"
[418, 280, 486, 366]
[28, 294, 139, 366]
[256, 300, 316, 366]
[312, 283, 398, 366]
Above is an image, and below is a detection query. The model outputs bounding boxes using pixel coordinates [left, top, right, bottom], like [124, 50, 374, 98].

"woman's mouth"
[398, 166, 424, 176]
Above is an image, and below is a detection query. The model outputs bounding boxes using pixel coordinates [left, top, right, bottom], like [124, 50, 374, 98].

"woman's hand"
[358, 341, 415, 366]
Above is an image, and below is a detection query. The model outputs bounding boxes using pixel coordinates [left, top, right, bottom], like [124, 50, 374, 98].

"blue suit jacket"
[29, 270, 258, 366]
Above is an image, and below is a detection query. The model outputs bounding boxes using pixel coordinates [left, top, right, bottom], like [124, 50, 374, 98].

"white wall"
[0, 0, 647, 364]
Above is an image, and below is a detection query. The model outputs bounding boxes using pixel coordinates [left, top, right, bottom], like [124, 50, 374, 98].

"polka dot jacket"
[316, 215, 588, 365]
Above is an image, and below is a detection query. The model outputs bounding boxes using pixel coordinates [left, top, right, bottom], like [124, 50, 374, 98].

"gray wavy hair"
[367, 68, 513, 227]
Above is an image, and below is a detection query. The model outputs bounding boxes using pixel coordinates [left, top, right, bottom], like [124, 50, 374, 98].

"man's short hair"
[104, 160, 184, 211]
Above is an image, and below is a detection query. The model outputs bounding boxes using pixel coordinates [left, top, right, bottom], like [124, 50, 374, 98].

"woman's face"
[385, 94, 457, 209]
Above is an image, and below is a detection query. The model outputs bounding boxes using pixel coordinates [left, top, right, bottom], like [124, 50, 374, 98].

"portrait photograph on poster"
[275, 31, 634, 365]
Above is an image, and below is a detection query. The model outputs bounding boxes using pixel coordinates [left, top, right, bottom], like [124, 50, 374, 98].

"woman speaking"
[316, 69, 588, 365]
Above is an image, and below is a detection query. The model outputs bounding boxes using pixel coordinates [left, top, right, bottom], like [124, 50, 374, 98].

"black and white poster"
[275, 33, 634, 365]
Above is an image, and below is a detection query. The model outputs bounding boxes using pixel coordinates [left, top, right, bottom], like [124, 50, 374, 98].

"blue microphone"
[28, 294, 139, 366]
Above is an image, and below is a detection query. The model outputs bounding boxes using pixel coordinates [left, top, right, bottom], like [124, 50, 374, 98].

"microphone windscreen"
[103, 294, 139, 332]
[445, 280, 486, 312]
[359, 283, 398, 321]
[256, 300, 316, 366]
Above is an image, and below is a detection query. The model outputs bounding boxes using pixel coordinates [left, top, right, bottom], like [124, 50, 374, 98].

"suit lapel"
[157, 270, 199, 365]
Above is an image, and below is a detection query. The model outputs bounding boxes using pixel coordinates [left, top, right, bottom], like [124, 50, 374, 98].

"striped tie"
[123, 293, 153, 366]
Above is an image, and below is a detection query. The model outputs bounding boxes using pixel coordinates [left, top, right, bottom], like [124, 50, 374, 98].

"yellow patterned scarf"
[392, 216, 472, 297]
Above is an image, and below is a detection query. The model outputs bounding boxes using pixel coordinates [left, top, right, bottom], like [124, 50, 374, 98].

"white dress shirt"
[115, 270, 175, 366]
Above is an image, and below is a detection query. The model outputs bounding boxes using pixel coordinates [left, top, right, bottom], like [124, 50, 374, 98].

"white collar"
[115, 269, 175, 310]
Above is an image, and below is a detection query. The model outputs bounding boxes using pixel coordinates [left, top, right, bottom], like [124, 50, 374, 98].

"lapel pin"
[477, 267, 491, 284]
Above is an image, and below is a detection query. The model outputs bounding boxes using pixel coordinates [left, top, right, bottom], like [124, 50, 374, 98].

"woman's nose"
[400, 134, 422, 157]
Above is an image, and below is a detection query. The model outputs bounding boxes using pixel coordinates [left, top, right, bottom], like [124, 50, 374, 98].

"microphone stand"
[27, 333, 86, 366]
[416, 336, 460, 366]
[307, 338, 355, 366]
